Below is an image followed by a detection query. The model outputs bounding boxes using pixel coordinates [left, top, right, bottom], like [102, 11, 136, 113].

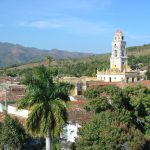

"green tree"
[84, 96, 112, 113]
[46, 55, 53, 67]
[146, 66, 150, 80]
[0, 114, 29, 150]
[84, 85, 131, 111]
[79, 85, 149, 149]
[124, 86, 150, 139]
[18, 66, 74, 150]
[77, 110, 145, 150]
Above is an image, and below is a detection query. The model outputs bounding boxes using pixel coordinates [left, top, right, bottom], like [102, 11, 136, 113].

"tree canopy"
[0, 114, 29, 150]
[77, 110, 145, 150]
[77, 85, 150, 150]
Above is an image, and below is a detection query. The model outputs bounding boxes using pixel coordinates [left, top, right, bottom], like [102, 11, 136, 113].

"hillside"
[59, 43, 150, 65]
[0, 42, 93, 68]
[58, 43, 150, 67]
[1, 43, 150, 77]
[127, 44, 150, 56]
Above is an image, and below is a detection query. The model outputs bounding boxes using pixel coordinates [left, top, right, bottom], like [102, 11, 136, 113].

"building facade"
[110, 30, 128, 72]
[97, 30, 140, 83]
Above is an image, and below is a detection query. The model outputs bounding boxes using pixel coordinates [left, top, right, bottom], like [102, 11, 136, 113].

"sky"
[0, 0, 150, 53]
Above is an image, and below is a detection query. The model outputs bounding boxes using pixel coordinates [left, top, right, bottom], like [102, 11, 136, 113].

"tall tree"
[18, 66, 74, 150]
[124, 86, 150, 139]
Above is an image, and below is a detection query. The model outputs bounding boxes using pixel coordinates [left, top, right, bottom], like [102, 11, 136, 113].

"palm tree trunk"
[46, 128, 51, 150]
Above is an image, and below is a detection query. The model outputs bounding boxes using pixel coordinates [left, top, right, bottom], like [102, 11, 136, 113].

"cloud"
[18, 16, 111, 35]
[14, 0, 113, 35]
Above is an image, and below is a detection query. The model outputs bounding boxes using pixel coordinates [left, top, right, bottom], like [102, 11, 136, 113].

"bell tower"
[110, 30, 128, 72]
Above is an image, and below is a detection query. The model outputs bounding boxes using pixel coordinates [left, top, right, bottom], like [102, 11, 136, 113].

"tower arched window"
[122, 50, 124, 56]
[114, 50, 117, 57]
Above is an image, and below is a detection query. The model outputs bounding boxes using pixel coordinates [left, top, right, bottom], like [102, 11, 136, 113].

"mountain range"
[1, 42, 150, 69]
[0, 42, 93, 68]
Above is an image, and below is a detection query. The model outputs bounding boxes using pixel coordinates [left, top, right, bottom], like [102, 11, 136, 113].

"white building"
[110, 30, 128, 72]
[97, 30, 140, 83]
[62, 122, 80, 143]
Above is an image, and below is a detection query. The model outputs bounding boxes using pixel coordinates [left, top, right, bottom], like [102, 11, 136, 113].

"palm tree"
[18, 66, 74, 150]
[46, 55, 53, 67]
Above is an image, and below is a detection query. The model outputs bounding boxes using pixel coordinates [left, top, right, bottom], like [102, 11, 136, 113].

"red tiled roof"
[67, 103, 92, 124]
[141, 80, 150, 85]
[71, 100, 87, 105]
[87, 81, 127, 89]
[0, 85, 25, 102]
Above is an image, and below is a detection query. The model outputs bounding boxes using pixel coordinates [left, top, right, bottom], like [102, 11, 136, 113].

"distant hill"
[1, 42, 150, 69]
[2, 43, 150, 77]
[127, 44, 150, 56]
[63, 43, 150, 65]
[0, 42, 93, 67]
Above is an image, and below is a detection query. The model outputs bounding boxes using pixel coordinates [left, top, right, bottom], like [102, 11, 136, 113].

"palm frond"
[27, 103, 44, 134]
[48, 99, 67, 137]
[51, 82, 74, 101]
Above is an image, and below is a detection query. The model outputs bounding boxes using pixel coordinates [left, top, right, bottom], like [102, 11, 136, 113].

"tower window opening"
[114, 50, 117, 57]
[109, 77, 111, 82]
[126, 77, 129, 83]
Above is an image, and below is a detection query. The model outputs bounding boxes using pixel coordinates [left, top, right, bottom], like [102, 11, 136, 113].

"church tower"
[110, 30, 128, 72]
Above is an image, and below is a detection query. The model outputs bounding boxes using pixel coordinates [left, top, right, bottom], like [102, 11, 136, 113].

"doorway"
[109, 77, 111, 82]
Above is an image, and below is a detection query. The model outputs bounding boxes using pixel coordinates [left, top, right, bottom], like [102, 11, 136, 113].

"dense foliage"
[124, 86, 150, 138]
[1, 54, 149, 78]
[57, 60, 109, 77]
[78, 110, 145, 150]
[77, 85, 150, 150]
[84, 85, 131, 113]
[0, 114, 29, 150]
[146, 66, 150, 80]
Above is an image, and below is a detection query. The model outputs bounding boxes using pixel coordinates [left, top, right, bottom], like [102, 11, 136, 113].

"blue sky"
[0, 0, 150, 53]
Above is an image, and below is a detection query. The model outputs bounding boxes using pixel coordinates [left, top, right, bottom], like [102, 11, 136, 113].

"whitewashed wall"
[0, 103, 3, 112]
[62, 123, 80, 142]
[7, 105, 29, 118]
[97, 74, 125, 82]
